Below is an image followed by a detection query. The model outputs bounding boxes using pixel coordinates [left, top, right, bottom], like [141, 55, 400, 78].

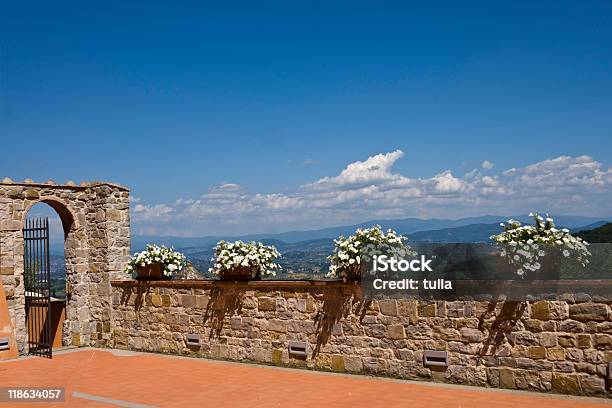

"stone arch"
[0, 180, 130, 353]
[22, 196, 80, 240]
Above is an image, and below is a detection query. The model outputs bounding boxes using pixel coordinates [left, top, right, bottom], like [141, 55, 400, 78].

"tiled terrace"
[1, 349, 611, 408]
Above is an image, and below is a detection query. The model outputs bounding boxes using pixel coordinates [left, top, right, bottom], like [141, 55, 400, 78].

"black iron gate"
[23, 217, 52, 358]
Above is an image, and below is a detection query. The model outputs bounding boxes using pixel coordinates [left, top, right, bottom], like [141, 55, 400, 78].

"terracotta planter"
[343, 264, 362, 282]
[533, 254, 560, 281]
[136, 263, 169, 281]
[219, 266, 260, 281]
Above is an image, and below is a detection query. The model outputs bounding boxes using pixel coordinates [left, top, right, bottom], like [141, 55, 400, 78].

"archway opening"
[26, 203, 66, 299]
[24, 202, 69, 351]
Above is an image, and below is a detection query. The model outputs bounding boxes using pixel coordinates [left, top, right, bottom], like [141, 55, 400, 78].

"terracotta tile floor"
[0, 349, 610, 408]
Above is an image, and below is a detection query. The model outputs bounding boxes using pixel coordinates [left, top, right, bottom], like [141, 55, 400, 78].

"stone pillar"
[85, 184, 130, 347]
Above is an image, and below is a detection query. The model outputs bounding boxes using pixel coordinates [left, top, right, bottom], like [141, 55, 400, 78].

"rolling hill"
[132, 214, 610, 250]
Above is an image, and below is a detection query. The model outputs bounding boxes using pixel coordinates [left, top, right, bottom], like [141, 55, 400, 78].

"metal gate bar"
[23, 217, 52, 358]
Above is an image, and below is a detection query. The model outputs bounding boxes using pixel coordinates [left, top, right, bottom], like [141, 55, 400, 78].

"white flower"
[209, 240, 281, 278]
[327, 225, 414, 279]
[125, 245, 187, 277]
[490, 213, 591, 279]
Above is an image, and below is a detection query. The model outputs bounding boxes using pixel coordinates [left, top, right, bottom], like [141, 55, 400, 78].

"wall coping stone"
[111, 279, 353, 288]
[0, 180, 129, 191]
[111, 279, 612, 289]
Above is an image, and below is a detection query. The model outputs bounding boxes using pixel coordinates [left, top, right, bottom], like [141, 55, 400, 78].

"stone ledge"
[110, 279, 612, 299]
[111, 279, 353, 288]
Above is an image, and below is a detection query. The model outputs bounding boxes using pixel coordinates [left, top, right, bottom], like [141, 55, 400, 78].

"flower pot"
[219, 266, 260, 281]
[343, 264, 362, 282]
[534, 254, 560, 281]
[136, 263, 169, 281]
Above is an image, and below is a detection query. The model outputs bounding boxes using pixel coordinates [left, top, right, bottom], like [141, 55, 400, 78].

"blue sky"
[2, 1, 611, 236]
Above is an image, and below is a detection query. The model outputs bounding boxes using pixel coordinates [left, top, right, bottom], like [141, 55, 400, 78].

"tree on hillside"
[577, 223, 612, 243]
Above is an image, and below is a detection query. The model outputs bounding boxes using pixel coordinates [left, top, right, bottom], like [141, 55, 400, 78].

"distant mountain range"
[131, 214, 610, 250]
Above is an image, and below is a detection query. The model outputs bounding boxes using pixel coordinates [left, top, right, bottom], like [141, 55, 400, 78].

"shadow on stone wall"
[312, 286, 370, 357]
[119, 282, 152, 311]
[203, 285, 247, 339]
[479, 300, 527, 355]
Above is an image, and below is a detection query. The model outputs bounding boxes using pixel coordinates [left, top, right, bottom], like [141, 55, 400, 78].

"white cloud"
[433, 171, 467, 193]
[131, 152, 612, 236]
[481, 160, 494, 170]
[306, 150, 407, 191]
[133, 204, 173, 220]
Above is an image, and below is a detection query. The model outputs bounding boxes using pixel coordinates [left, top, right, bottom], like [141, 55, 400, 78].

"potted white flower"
[208, 240, 281, 281]
[490, 213, 591, 279]
[327, 225, 415, 281]
[124, 244, 187, 280]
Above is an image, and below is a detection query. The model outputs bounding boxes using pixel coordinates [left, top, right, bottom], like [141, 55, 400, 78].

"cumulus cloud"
[306, 150, 406, 191]
[131, 151, 612, 236]
[481, 160, 494, 170]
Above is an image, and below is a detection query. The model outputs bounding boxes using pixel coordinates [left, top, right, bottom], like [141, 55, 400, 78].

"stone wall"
[111, 280, 612, 398]
[0, 180, 130, 352]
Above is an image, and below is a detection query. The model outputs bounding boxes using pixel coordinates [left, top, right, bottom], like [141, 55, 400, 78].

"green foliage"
[577, 223, 612, 243]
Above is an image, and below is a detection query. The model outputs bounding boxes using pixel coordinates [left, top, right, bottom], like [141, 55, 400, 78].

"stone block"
[151, 294, 162, 307]
[0, 220, 20, 231]
[272, 349, 283, 365]
[397, 300, 418, 324]
[557, 334, 577, 347]
[418, 303, 436, 317]
[531, 301, 550, 320]
[212, 344, 229, 359]
[547, 346, 566, 361]
[569, 303, 609, 322]
[106, 209, 123, 221]
[575, 362, 596, 374]
[230, 317, 242, 330]
[6, 188, 23, 199]
[499, 368, 515, 389]
[529, 346, 546, 360]
[576, 334, 592, 349]
[460, 328, 483, 343]
[548, 302, 569, 320]
[258, 297, 277, 311]
[551, 373, 580, 394]
[566, 348, 584, 362]
[268, 319, 287, 333]
[558, 319, 584, 333]
[540, 332, 557, 347]
[378, 300, 397, 316]
[386, 324, 406, 340]
[0, 266, 14, 276]
[509, 331, 539, 346]
[331, 355, 345, 372]
[344, 356, 363, 372]
[364, 324, 386, 338]
[579, 375, 605, 396]
[162, 295, 171, 307]
[180, 295, 196, 308]
[523, 319, 543, 332]
[594, 334, 612, 349]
